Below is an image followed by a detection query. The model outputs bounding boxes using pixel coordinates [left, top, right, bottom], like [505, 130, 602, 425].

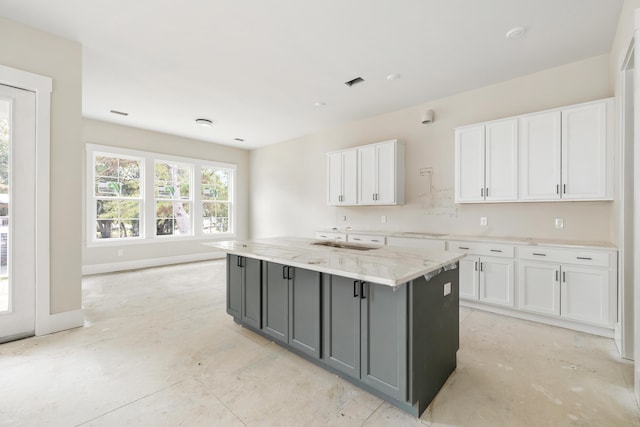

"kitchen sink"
[311, 241, 378, 251]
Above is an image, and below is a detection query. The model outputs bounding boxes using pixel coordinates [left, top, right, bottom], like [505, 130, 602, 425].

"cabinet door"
[327, 152, 343, 205]
[561, 266, 610, 326]
[479, 257, 514, 307]
[519, 112, 561, 200]
[262, 262, 289, 343]
[322, 274, 361, 379]
[357, 145, 377, 205]
[484, 119, 518, 201]
[341, 149, 358, 205]
[226, 254, 242, 318]
[289, 268, 321, 358]
[455, 125, 485, 202]
[360, 282, 407, 401]
[518, 261, 560, 316]
[241, 257, 262, 329]
[561, 102, 608, 199]
[458, 256, 479, 300]
[375, 141, 396, 204]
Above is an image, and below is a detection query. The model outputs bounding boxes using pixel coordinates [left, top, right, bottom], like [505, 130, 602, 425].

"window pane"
[119, 159, 140, 179]
[95, 156, 118, 177]
[96, 200, 118, 219]
[155, 162, 191, 200]
[156, 201, 192, 236]
[120, 179, 140, 197]
[95, 177, 119, 197]
[202, 168, 229, 201]
[120, 200, 140, 219]
[203, 201, 229, 233]
[96, 220, 119, 239]
[119, 219, 140, 238]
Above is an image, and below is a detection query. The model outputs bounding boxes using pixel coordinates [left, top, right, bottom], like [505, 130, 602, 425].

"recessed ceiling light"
[386, 73, 402, 81]
[505, 26, 527, 40]
[313, 101, 326, 108]
[110, 109, 128, 116]
[234, 138, 245, 142]
[195, 118, 213, 127]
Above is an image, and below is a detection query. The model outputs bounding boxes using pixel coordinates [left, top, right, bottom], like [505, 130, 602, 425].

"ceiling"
[0, 0, 623, 149]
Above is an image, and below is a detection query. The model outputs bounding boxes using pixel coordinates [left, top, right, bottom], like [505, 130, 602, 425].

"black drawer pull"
[490, 249, 502, 253]
[353, 238, 361, 241]
[458, 246, 470, 250]
[353, 280, 359, 298]
[360, 282, 366, 299]
[532, 253, 546, 256]
[577, 257, 592, 261]
[372, 239, 379, 242]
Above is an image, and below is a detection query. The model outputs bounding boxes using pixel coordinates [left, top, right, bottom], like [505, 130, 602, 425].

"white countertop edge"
[204, 238, 464, 287]
[319, 229, 617, 250]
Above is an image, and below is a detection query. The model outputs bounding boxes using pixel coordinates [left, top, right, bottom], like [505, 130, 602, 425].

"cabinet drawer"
[448, 240, 514, 258]
[518, 246, 610, 268]
[347, 233, 385, 246]
[315, 231, 347, 241]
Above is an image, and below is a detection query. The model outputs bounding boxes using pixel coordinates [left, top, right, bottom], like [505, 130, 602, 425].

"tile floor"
[0, 260, 639, 426]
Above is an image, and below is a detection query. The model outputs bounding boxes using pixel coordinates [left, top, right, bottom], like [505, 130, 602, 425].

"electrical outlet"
[117, 249, 124, 257]
[381, 215, 387, 224]
[555, 218, 564, 229]
[443, 282, 451, 296]
[480, 217, 488, 226]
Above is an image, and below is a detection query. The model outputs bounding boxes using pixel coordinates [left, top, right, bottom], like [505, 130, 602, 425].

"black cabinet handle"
[372, 239, 379, 243]
[287, 266, 293, 280]
[562, 271, 566, 283]
[563, 184, 566, 194]
[459, 246, 470, 250]
[353, 238, 361, 241]
[556, 184, 560, 195]
[480, 262, 484, 272]
[474, 261, 478, 271]
[282, 265, 288, 280]
[490, 249, 502, 253]
[353, 280, 359, 298]
[237, 256, 244, 268]
[360, 282, 366, 299]
[485, 187, 489, 197]
[555, 270, 559, 281]
[577, 257, 592, 261]
[533, 253, 546, 256]
[480, 188, 484, 197]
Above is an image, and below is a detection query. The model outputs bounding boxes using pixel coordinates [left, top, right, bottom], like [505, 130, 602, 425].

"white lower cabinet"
[518, 261, 560, 316]
[517, 247, 615, 328]
[459, 256, 513, 307]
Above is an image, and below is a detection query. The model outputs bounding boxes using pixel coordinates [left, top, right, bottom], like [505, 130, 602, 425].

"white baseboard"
[36, 308, 84, 336]
[82, 252, 225, 275]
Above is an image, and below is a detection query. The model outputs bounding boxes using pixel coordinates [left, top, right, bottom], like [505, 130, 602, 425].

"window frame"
[86, 143, 237, 247]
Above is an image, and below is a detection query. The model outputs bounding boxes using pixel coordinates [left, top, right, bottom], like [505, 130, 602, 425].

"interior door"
[0, 84, 36, 343]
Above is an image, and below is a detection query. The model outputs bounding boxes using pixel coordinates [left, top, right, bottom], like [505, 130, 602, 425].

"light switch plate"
[555, 218, 564, 229]
[480, 217, 488, 226]
[381, 215, 387, 224]
[444, 282, 451, 296]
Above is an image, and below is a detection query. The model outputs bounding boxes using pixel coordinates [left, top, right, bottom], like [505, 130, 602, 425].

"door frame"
[0, 64, 52, 336]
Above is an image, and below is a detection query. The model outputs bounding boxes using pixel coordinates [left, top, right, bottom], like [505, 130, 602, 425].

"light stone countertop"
[204, 237, 464, 287]
[321, 229, 617, 250]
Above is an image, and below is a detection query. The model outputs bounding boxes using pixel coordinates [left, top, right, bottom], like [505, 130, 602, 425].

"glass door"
[0, 84, 36, 343]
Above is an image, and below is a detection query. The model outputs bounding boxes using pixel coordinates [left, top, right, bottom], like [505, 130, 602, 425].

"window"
[201, 167, 231, 234]
[86, 144, 236, 244]
[155, 161, 192, 236]
[93, 154, 143, 240]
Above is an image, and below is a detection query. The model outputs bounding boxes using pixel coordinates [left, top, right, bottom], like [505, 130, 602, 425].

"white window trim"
[85, 143, 237, 247]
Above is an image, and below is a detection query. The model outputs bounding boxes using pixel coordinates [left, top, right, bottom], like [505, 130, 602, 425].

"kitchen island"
[204, 237, 463, 417]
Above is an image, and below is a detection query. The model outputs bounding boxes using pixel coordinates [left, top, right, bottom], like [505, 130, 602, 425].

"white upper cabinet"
[357, 139, 404, 206]
[561, 101, 610, 200]
[327, 140, 404, 206]
[519, 111, 562, 200]
[457, 98, 613, 203]
[327, 149, 357, 205]
[455, 119, 517, 203]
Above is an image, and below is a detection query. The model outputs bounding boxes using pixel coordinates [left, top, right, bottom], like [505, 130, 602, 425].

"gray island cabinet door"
[360, 282, 407, 401]
[226, 254, 242, 318]
[241, 257, 262, 329]
[289, 268, 322, 358]
[322, 274, 361, 379]
[262, 262, 289, 343]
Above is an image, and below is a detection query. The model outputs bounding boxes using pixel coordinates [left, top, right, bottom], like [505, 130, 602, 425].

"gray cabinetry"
[226, 254, 262, 329]
[263, 262, 322, 358]
[323, 275, 407, 401]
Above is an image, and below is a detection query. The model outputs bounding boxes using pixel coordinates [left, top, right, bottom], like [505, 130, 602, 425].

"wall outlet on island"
[480, 217, 488, 226]
[555, 218, 564, 229]
[381, 215, 387, 224]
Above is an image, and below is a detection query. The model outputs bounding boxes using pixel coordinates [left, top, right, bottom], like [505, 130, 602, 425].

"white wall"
[0, 16, 82, 314]
[82, 119, 250, 271]
[250, 54, 613, 242]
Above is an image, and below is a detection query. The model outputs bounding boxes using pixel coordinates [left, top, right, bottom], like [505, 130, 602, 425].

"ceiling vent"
[344, 77, 365, 87]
